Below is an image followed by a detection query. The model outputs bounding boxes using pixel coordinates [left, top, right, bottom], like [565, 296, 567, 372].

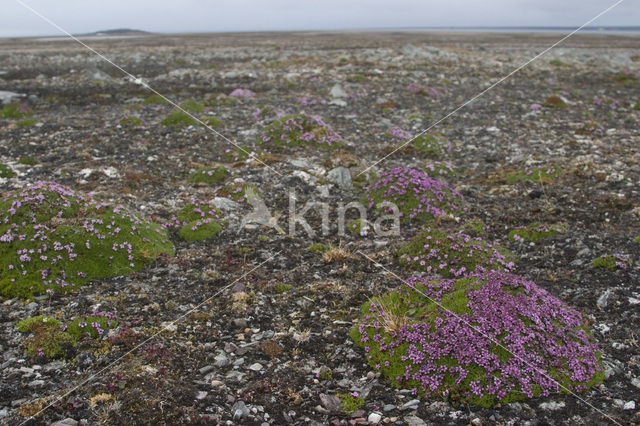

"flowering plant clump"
[257, 113, 343, 148]
[164, 198, 224, 242]
[398, 227, 515, 277]
[505, 165, 561, 184]
[592, 95, 619, 109]
[229, 88, 255, 98]
[0, 182, 175, 298]
[0, 163, 16, 178]
[347, 218, 373, 237]
[188, 166, 230, 185]
[215, 182, 259, 203]
[575, 120, 604, 136]
[253, 104, 287, 123]
[508, 222, 567, 243]
[591, 254, 632, 271]
[336, 391, 364, 415]
[17, 312, 117, 358]
[364, 167, 467, 223]
[350, 272, 604, 408]
[423, 161, 460, 177]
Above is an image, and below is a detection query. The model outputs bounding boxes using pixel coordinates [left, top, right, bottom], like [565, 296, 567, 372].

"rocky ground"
[0, 31, 639, 425]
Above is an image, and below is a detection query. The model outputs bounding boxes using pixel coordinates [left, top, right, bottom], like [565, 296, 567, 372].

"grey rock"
[214, 353, 229, 368]
[0, 90, 25, 104]
[539, 401, 565, 410]
[597, 289, 613, 309]
[319, 393, 342, 413]
[26, 302, 38, 311]
[401, 399, 420, 410]
[329, 99, 347, 107]
[326, 167, 352, 190]
[233, 357, 245, 366]
[623, 400, 635, 410]
[199, 365, 215, 374]
[631, 377, 640, 389]
[404, 415, 427, 426]
[212, 197, 240, 211]
[28, 379, 45, 388]
[248, 362, 263, 371]
[330, 84, 347, 98]
[383, 404, 396, 412]
[232, 401, 250, 420]
[368, 412, 382, 424]
[50, 418, 78, 426]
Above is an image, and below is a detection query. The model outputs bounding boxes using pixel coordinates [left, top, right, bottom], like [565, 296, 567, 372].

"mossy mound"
[543, 95, 567, 108]
[364, 167, 467, 223]
[165, 198, 224, 242]
[0, 181, 175, 298]
[189, 166, 230, 185]
[17, 118, 36, 128]
[0, 163, 15, 178]
[17, 311, 117, 358]
[509, 222, 567, 243]
[161, 111, 201, 128]
[351, 271, 603, 408]
[398, 227, 515, 277]
[505, 165, 561, 184]
[0, 103, 29, 119]
[216, 182, 259, 203]
[591, 254, 632, 271]
[141, 94, 168, 105]
[257, 113, 343, 148]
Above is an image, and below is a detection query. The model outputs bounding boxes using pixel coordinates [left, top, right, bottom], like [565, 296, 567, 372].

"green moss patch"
[0, 181, 174, 298]
[258, 113, 343, 148]
[161, 111, 201, 128]
[0, 164, 15, 178]
[189, 166, 230, 185]
[505, 165, 561, 184]
[141, 94, 168, 105]
[398, 227, 515, 278]
[591, 254, 632, 271]
[351, 272, 603, 407]
[308, 243, 331, 254]
[0, 103, 30, 119]
[118, 116, 143, 126]
[17, 118, 36, 128]
[508, 222, 567, 242]
[337, 392, 364, 415]
[364, 167, 467, 223]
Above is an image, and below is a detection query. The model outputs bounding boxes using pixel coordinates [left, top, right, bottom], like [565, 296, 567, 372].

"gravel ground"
[0, 31, 639, 425]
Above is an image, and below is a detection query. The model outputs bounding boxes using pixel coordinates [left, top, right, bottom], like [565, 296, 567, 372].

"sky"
[1, 0, 638, 38]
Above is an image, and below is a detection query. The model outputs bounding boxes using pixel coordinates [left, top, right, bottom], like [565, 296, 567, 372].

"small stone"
[383, 404, 396, 412]
[232, 401, 250, 420]
[404, 415, 427, 426]
[196, 391, 208, 400]
[330, 84, 347, 98]
[248, 362, 263, 371]
[28, 379, 45, 388]
[597, 289, 613, 309]
[214, 354, 229, 368]
[199, 365, 215, 374]
[327, 167, 352, 190]
[401, 399, 420, 410]
[210, 380, 224, 387]
[232, 318, 248, 329]
[50, 418, 78, 426]
[539, 401, 565, 410]
[319, 394, 342, 413]
[528, 189, 543, 199]
[631, 377, 640, 389]
[368, 412, 382, 424]
[624, 401, 636, 410]
[471, 418, 482, 426]
[233, 357, 245, 366]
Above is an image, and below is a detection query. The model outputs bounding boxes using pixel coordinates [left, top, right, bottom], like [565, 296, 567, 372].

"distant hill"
[78, 29, 152, 37]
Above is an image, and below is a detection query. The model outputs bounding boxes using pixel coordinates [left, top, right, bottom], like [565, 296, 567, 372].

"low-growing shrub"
[0, 181, 175, 298]
[351, 271, 603, 407]
[257, 113, 343, 148]
[398, 227, 515, 277]
[364, 167, 467, 223]
[508, 222, 567, 242]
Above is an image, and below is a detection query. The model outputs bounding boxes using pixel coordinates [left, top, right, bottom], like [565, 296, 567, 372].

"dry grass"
[322, 244, 352, 263]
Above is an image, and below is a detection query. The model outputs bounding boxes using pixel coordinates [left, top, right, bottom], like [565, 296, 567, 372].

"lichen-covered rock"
[0, 181, 174, 298]
[351, 271, 603, 407]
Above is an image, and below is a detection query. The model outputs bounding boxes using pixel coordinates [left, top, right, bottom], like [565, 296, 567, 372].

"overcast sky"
[1, 0, 638, 37]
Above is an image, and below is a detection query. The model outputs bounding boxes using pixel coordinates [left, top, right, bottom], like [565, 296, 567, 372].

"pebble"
[28, 379, 45, 388]
[624, 401, 636, 410]
[232, 401, 250, 420]
[631, 377, 640, 389]
[214, 354, 229, 368]
[404, 415, 427, 426]
[233, 357, 245, 366]
[400, 399, 420, 410]
[326, 166, 352, 190]
[383, 404, 396, 412]
[597, 289, 612, 309]
[539, 401, 565, 410]
[248, 362, 263, 371]
[50, 418, 78, 426]
[330, 84, 347, 98]
[367, 412, 382, 424]
[196, 391, 208, 400]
